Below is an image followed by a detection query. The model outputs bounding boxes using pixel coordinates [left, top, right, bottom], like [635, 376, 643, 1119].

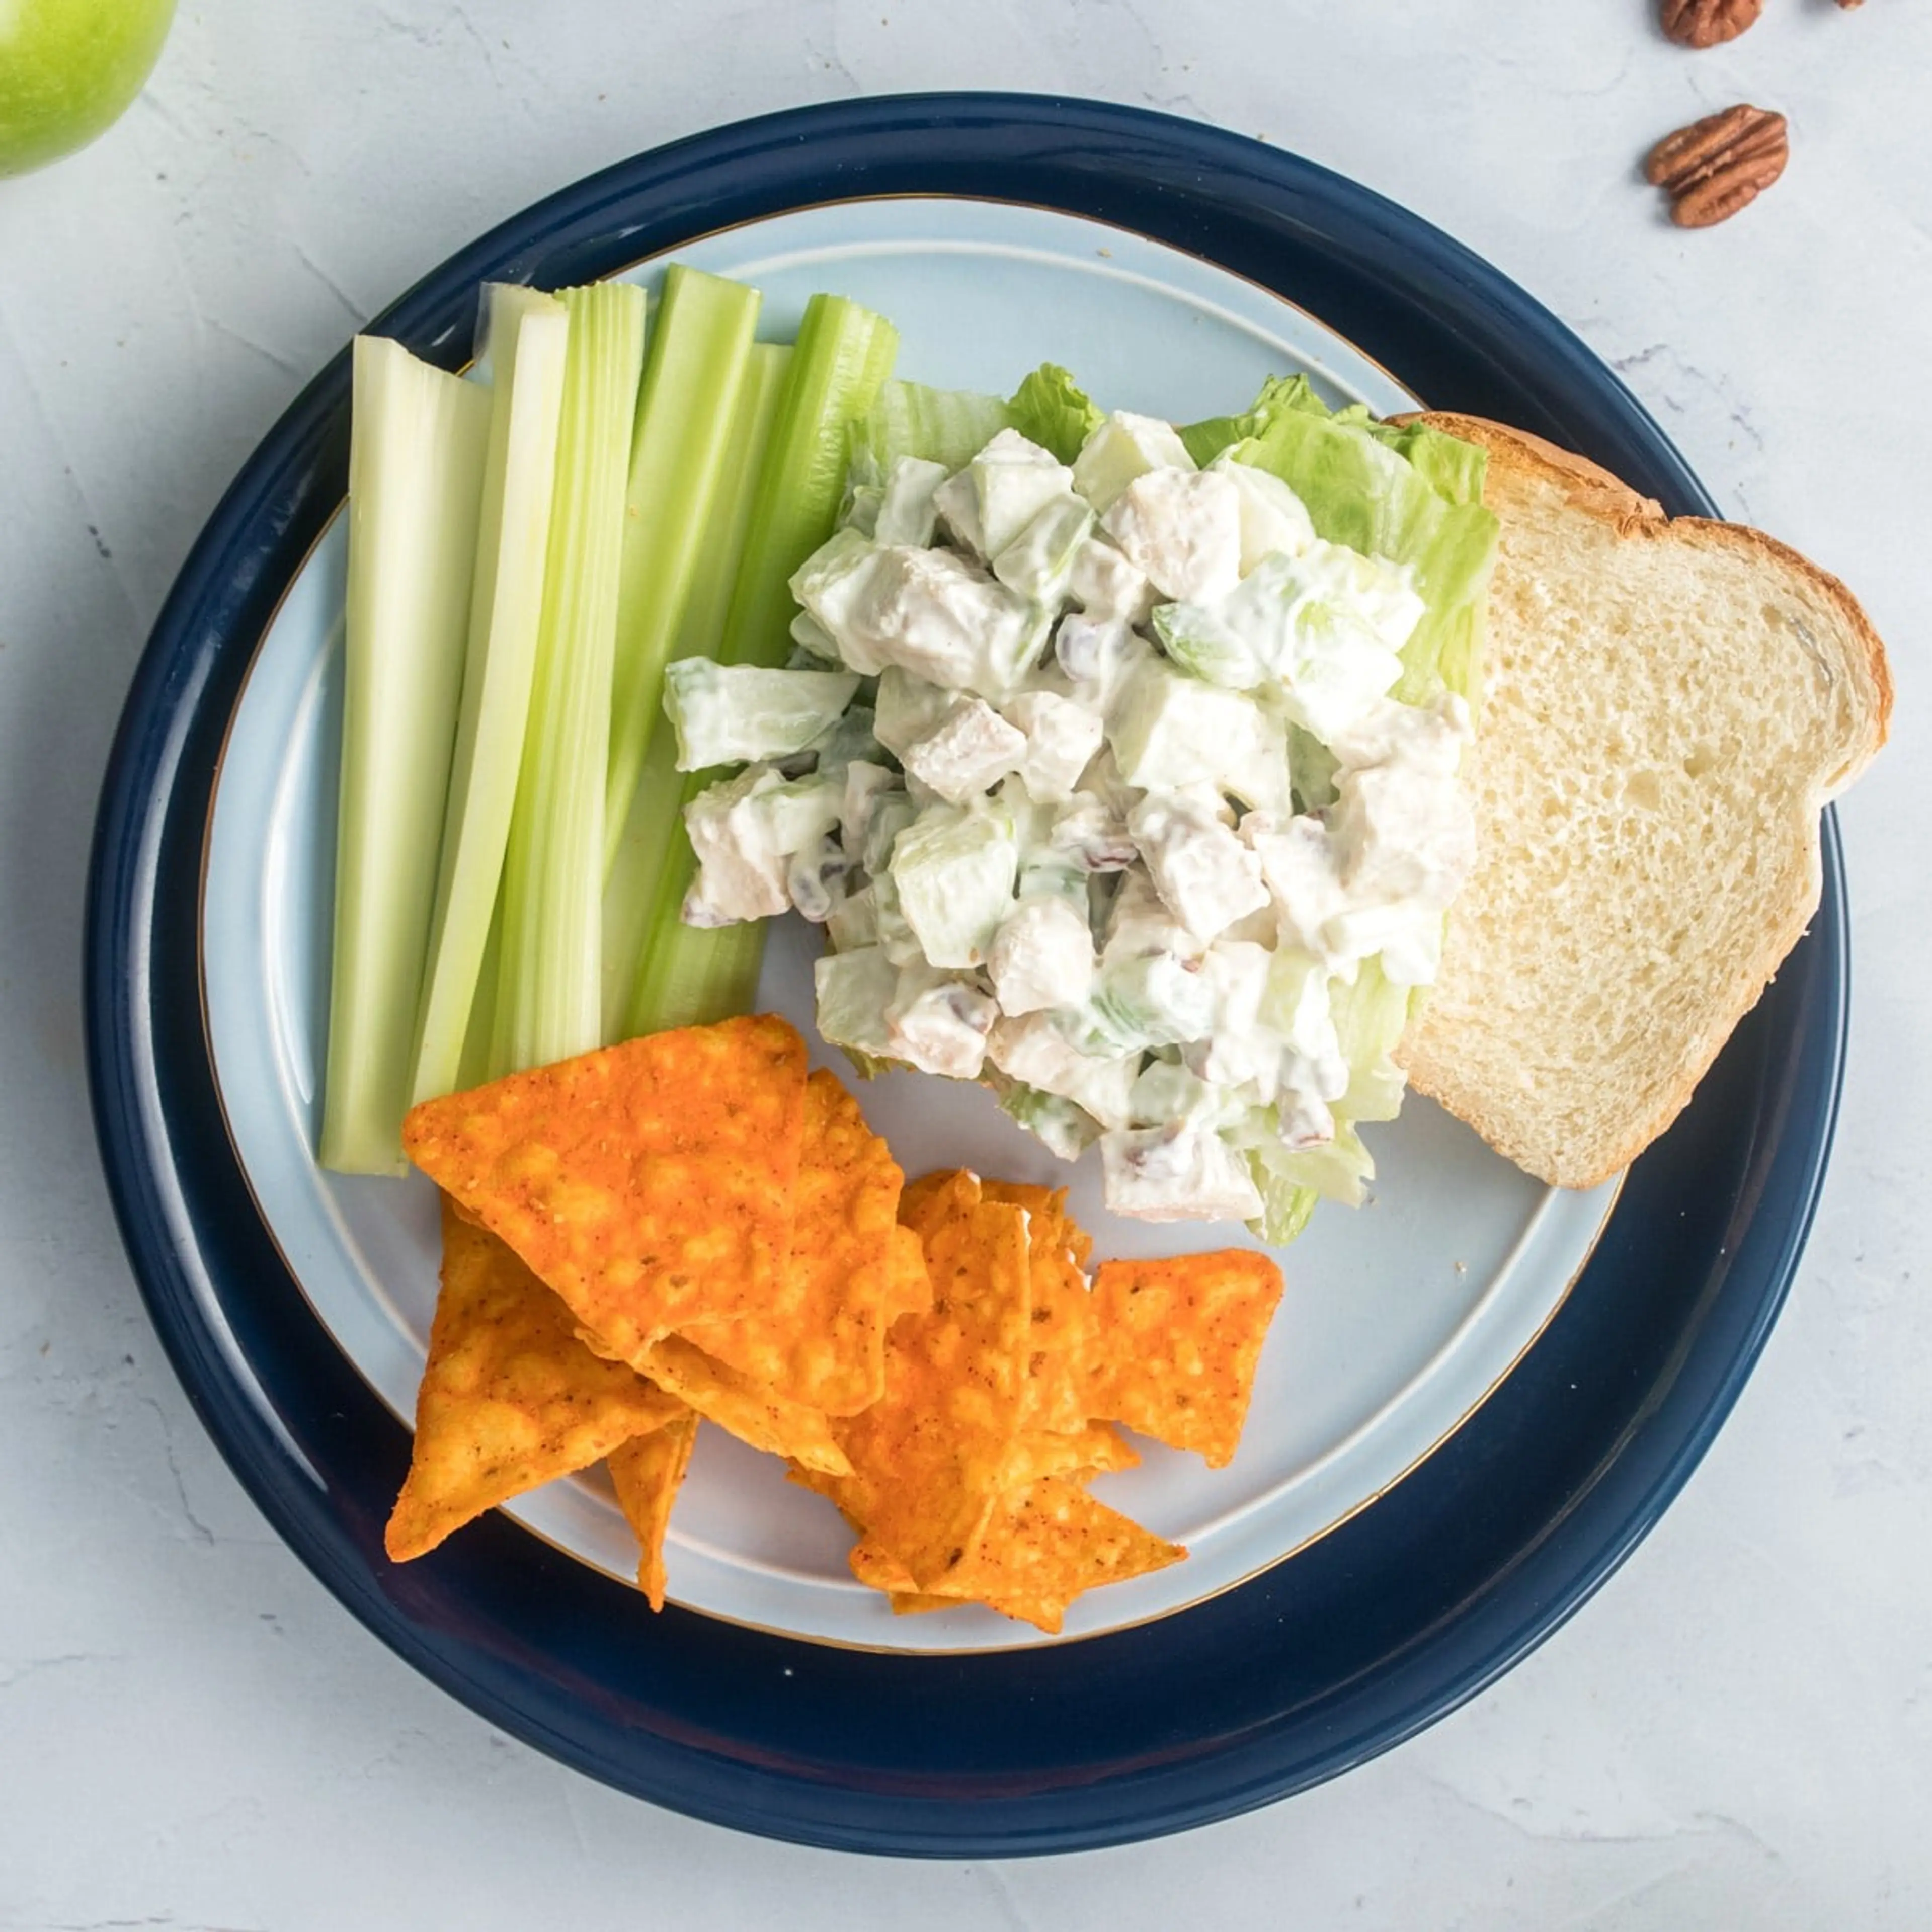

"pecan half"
[1660, 0, 1763, 48]
[1646, 105, 1789, 228]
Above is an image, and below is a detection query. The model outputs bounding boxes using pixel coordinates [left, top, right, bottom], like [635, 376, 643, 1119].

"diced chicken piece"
[986, 1012, 1139, 1131]
[1262, 950, 1350, 1107]
[1002, 690, 1106, 804]
[987, 898, 1096, 1016]
[797, 541, 1040, 694]
[900, 699, 1028, 804]
[681, 767, 840, 927]
[1100, 867, 1204, 965]
[839, 760, 899, 857]
[1243, 813, 1350, 960]
[934, 429, 1076, 559]
[1330, 760, 1476, 911]
[1048, 792, 1139, 875]
[887, 970, 999, 1079]
[1100, 467, 1243, 603]
[1100, 1121, 1264, 1223]
[681, 769, 790, 926]
[1183, 941, 1283, 1098]
[1208, 450, 1318, 573]
[1329, 691, 1472, 777]
[1128, 788, 1269, 941]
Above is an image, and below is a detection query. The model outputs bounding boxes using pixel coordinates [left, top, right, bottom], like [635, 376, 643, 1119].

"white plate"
[204, 198, 1617, 1651]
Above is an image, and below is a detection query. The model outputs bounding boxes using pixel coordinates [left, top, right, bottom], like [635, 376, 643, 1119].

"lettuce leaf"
[847, 378, 1012, 486]
[1188, 378, 1500, 1244]
[1357, 415, 1487, 508]
[1208, 378, 1497, 708]
[1007, 363, 1105, 464]
[1242, 1157, 1320, 1246]
[1177, 373, 1322, 468]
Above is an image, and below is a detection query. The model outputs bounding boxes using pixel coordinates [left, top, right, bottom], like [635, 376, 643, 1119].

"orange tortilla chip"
[881, 1592, 960, 1617]
[978, 1181, 1094, 1281]
[385, 1200, 686, 1562]
[982, 1181, 1106, 1435]
[846, 1541, 937, 1601]
[881, 1223, 933, 1329]
[608, 1410, 699, 1611]
[400, 1015, 808, 1372]
[1086, 1251, 1285, 1467]
[638, 1332, 849, 1475]
[850, 1477, 1184, 1634]
[897, 1166, 973, 1227]
[680, 1070, 904, 1415]
[819, 1178, 1034, 1589]
[1009, 1421, 1139, 1482]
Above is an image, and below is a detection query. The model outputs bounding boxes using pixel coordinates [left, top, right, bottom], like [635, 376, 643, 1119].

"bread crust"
[1404, 413, 1894, 770]
[1393, 414, 1891, 1188]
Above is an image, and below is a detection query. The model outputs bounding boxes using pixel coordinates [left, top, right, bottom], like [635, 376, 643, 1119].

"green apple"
[0, 0, 177, 178]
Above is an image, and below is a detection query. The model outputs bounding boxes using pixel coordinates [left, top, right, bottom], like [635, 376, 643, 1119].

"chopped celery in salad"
[668, 372, 1498, 1234]
[321, 263, 1497, 1243]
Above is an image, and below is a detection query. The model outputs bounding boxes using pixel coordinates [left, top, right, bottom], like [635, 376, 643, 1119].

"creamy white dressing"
[674, 410, 1477, 1222]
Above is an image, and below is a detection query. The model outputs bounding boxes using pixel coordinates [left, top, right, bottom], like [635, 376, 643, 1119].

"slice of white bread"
[1395, 414, 1891, 1189]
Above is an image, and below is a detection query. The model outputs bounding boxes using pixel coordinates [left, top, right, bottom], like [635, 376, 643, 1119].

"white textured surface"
[1, 0, 1926, 1923]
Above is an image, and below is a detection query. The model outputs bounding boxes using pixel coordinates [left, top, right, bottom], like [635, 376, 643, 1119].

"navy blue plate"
[86, 95, 1846, 1856]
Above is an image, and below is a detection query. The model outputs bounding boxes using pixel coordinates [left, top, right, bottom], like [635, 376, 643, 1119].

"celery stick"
[407, 284, 570, 1108]
[668, 344, 792, 664]
[604, 267, 763, 868]
[600, 721, 688, 1041]
[633, 917, 768, 1036]
[626, 296, 897, 1036]
[600, 342, 789, 1039]
[320, 336, 490, 1173]
[718, 296, 900, 671]
[489, 281, 647, 1077]
[456, 889, 504, 1093]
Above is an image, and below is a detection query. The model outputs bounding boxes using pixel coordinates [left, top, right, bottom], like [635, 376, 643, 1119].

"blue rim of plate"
[85, 94, 1848, 1857]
